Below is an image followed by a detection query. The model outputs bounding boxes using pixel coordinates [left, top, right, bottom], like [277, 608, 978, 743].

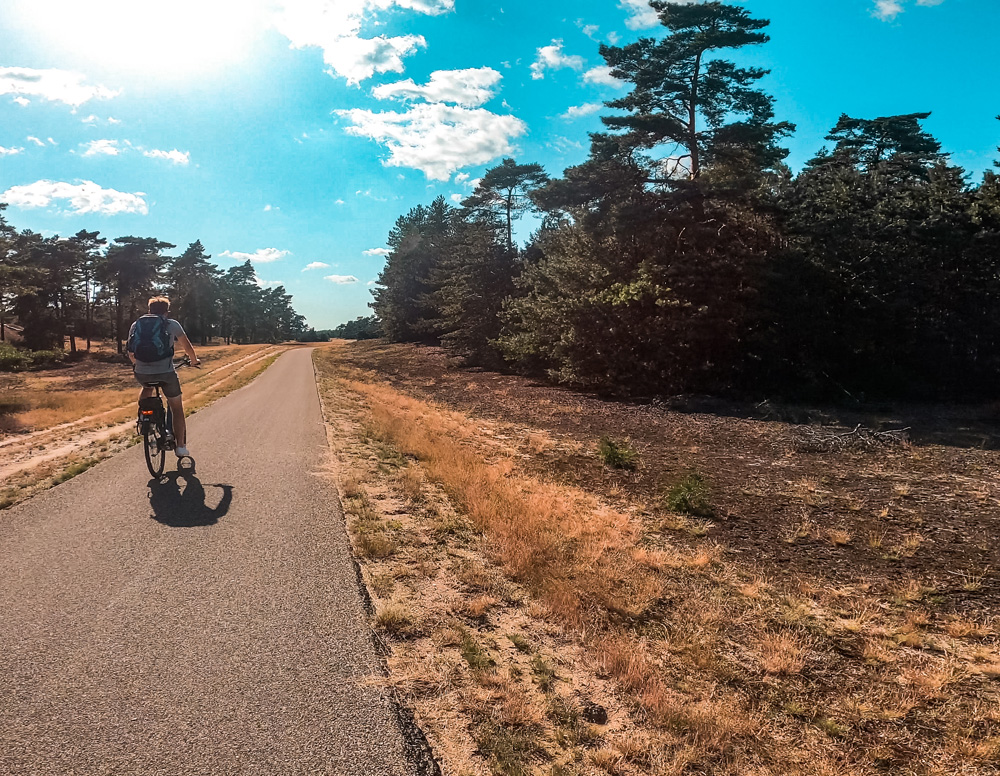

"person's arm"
[126, 323, 136, 365]
[176, 333, 200, 366]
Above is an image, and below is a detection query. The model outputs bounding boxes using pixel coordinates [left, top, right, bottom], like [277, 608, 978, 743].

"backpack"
[129, 316, 174, 362]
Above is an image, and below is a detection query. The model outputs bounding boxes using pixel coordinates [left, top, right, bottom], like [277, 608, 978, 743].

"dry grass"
[313, 344, 1000, 776]
[1, 344, 275, 436]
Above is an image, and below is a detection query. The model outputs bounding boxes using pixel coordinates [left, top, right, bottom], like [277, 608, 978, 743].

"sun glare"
[12, 0, 268, 80]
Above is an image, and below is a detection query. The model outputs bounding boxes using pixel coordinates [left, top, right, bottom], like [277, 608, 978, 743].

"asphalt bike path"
[0, 347, 431, 776]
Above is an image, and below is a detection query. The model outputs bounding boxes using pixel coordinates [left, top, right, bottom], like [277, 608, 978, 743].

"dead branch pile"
[794, 423, 911, 453]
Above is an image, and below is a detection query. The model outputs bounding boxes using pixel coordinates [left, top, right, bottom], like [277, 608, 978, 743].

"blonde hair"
[148, 296, 170, 315]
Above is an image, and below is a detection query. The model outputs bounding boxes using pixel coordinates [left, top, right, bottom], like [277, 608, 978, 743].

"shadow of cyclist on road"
[148, 470, 233, 527]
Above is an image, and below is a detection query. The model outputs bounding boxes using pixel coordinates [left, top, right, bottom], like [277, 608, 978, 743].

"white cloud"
[454, 172, 470, 184]
[219, 248, 290, 263]
[303, 261, 331, 271]
[363, 248, 390, 256]
[334, 198, 346, 205]
[338, 103, 527, 180]
[583, 66, 627, 88]
[82, 114, 99, 124]
[561, 102, 603, 120]
[373, 67, 502, 107]
[620, 0, 660, 29]
[143, 148, 191, 165]
[273, 0, 455, 85]
[0, 67, 119, 107]
[26, 136, 45, 147]
[1, 179, 148, 215]
[530, 40, 585, 80]
[325, 274, 360, 284]
[450, 193, 462, 202]
[82, 138, 120, 157]
[0, 146, 24, 156]
[873, 0, 904, 18]
[873, 0, 945, 19]
[256, 277, 285, 289]
[12, 96, 30, 106]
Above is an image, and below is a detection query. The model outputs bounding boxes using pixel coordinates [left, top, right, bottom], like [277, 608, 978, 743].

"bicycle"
[136, 356, 194, 477]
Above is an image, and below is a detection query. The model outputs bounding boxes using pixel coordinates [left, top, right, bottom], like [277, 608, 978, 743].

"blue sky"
[1, 0, 997, 330]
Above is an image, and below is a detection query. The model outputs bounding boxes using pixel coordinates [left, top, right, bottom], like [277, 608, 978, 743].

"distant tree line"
[0, 209, 306, 355]
[371, 1, 1000, 401]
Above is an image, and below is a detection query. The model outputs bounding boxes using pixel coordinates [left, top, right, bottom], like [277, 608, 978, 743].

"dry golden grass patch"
[314, 345, 1000, 776]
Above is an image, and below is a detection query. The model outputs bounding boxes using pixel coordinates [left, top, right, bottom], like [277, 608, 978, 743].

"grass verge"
[314, 343, 1000, 776]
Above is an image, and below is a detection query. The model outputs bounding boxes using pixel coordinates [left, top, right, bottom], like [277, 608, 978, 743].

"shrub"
[597, 436, 639, 470]
[664, 473, 714, 517]
[0, 343, 65, 372]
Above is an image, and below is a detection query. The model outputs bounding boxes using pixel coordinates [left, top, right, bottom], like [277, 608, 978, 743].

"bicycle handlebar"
[173, 355, 202, 369]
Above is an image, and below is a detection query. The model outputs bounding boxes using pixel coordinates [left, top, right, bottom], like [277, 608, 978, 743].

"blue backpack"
[130, 316, 174, 362]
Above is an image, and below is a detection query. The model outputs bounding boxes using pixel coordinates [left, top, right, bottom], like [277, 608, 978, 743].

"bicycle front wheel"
[143, 423, 166, 478]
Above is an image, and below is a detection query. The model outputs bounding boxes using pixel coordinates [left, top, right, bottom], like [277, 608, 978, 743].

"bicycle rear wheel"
[143, 423, 166, 477]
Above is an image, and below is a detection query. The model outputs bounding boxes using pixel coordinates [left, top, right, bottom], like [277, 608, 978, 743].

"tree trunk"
[688, 50, 702, 180]
[115, 295, 124, 354]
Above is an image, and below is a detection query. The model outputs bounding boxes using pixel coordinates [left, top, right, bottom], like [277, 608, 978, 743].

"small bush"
[664, 473, 714, 517]
[460, 629, 495, 671]
[597, 436, 639, 470]
[0, 343, 65, 372]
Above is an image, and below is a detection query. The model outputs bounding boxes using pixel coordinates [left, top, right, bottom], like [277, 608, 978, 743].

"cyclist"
[127, 296, 200, 457]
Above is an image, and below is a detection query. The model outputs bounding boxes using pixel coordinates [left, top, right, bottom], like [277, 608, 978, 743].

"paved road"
[0, 348, 433, 776]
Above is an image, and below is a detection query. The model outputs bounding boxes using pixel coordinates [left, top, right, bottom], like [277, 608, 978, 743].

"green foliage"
[473, 722, 544, 776]
[508, 633, 533, 653]
[530, 655, 557, 692]
[664, 473, 714, 517]
[597, 436, 639, 470]
[0, 214, 306, 354]
[460, 629, 495, 671]
[330, 315, 382, 340]
[366, 11, 1000, 403]
[0, 342, 64, 372]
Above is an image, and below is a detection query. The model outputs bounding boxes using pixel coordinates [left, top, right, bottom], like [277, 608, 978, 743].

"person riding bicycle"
[128, 296, 200, 457]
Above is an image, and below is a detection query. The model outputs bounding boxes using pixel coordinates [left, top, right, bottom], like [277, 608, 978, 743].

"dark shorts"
[135, 371, 182, 398]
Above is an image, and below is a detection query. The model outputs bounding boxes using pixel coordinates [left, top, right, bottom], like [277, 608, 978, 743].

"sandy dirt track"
[0, 348, 432, 776]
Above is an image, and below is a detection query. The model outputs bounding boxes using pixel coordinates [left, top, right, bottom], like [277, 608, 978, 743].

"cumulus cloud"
[325, 274, 360, 284]
[1, 179, 148, 215]
[26, 136, 45, 147]
[620, 0, 660, 29]
[219, 248, 290, 263]
[373, 67, 502, 107]
[873, 0, 904, 18]
[530, 40, 585, 80]
[12, 96, 30, 106]
[338, 103, 527, 180]
[873, 0, 945, 20]
[583, 66, 627, 88]
[561, 102, 603, 120]
[303, 261, 330, 271]
[0, 146, 24, 156]
[256, 278, 285, 289]
[273, 0, 455, 85]
[0, 67, 119, 107]
[363, 248, 390, 256]
[82, 139, 121, 157]
[143, 148, 191, 165]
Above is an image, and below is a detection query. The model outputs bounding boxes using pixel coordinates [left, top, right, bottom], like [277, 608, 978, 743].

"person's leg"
[166, 395, 186, 447]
